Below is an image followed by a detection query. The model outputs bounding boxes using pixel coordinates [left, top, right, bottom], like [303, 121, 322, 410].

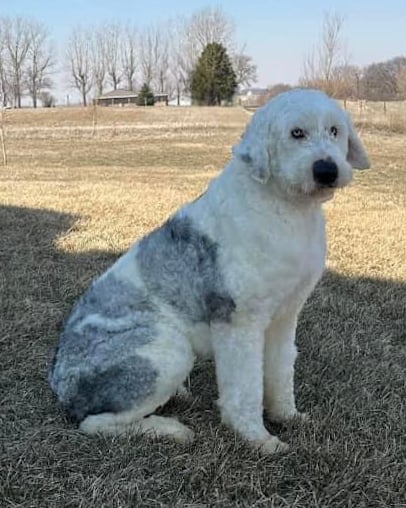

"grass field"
[1, 103, 405, 507]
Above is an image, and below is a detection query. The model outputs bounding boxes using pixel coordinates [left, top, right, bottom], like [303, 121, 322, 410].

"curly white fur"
[53, 89, 370, 455]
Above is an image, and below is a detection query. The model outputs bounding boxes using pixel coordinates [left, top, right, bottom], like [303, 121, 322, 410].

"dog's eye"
[291, 128, 305, 139]
[330, 126, 338, 137]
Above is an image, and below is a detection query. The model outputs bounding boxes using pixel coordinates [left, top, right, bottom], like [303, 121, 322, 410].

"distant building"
[96, 89, 168, 106]
[168, 95, 192, 106]
[152, 93, 169, 106]
[235, 87, 270, 107]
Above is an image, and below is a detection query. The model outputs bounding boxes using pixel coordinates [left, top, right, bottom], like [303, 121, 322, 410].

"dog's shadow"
[1, 204, 405, 439]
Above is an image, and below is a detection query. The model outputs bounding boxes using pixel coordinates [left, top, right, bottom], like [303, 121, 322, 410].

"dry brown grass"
[346, 99, 406, 135]
[1, 105, 405, 507]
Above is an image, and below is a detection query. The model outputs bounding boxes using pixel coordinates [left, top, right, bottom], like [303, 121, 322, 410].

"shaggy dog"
[49, 89, 370, 454]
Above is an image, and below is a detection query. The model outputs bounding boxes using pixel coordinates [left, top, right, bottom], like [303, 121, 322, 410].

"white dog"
[49, 89, 370, 454]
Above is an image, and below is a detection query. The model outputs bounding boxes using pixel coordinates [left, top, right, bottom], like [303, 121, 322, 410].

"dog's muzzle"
[312, 159, 338, 187]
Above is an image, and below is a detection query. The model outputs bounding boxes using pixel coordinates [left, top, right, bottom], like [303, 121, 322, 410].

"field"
[1, 103, 405, 507]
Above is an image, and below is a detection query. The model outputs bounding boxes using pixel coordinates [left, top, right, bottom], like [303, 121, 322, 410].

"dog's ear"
[346, 114, 370, 170]
[232, 109, 271, 184]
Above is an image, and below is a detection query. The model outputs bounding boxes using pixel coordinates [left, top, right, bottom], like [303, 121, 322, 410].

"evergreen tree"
[137, 83, 155, 106]
[191, 42, 237, 105]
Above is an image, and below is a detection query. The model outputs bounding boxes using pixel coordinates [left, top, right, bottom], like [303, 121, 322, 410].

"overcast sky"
[2, 0, 406, 102]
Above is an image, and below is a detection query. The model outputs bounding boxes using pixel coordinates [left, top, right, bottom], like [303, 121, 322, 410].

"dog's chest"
[264, 224, 323, 292]
[221, 208, 326, 310]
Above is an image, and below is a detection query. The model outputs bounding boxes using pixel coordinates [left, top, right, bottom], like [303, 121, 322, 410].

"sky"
[1, 0, 406, 103]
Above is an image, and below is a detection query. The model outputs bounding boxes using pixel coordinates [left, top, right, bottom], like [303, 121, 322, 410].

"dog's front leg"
[211, 318, 288, 454]
[263, 310, 305, 422]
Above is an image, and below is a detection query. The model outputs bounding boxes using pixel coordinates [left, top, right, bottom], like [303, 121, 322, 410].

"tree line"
[298, 13, 406, 104]
[0, 7, 256, 107]
[0, 17, 53, 108]
[1, 9, 405, 108]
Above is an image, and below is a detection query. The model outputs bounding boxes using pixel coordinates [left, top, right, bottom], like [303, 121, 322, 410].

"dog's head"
[233, 89, 370, 202]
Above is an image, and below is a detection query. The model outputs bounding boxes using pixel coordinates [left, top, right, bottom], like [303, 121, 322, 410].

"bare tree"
[139, 24, 171, 92]
[0, 25, 9, 107]
[153, 24, 170, 93]
[168, 8, 237, 101]
[232, 46, 257, 88]
[121, 23, 138, 91]
[396, 64, 406, 100]
[105, 23, 122, 90]
[139, 25, 158, 88]
[185, 6, 235, 83]
[331, 64, 360, 102]
[0, 106, 7, 166]
[300, 12, 349, 96]
[91, 26, 107, 97]
[362, 57, 406, 102]
[301, 50, 318, 86]
[0, 59, 7, 106]
[26, 20, 53, 108]
[319, 13, 346, 82]
[66, 26, 92, 106]
[168, 17, 195, 102]
[2, 16, 30, 108]
[189, 6, 235, 54]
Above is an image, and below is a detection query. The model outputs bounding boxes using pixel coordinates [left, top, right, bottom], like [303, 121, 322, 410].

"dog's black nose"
[312, 159, 338, 186]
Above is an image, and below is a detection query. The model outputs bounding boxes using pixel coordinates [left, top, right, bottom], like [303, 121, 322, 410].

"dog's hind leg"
[79, 405, 194, 443]
[78, 330, 196, 443]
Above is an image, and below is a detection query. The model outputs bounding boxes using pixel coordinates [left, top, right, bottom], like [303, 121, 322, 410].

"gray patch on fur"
[49, 275, 158, 422]
[50, 217, 235, 422]
[60, 353, 156, 422]
[240, 153, 253, 164]
[137, 216, 236, 324]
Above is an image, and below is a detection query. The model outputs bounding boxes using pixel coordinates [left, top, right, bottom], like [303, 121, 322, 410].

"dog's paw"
[143, 415, 195, 444]
[166, 421, 195, 444]
[267, 409, 309, 424]
[253, 436, 289, 455]
[293, 411, 310, 422]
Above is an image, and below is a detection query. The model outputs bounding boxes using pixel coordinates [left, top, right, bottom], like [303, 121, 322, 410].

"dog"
[49, 89, 370, 454]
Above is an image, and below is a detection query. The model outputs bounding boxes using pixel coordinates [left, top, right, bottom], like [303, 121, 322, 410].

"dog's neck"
[219, 159, 325, 216]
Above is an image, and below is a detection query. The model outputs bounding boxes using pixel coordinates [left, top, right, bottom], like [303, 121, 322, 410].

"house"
[96, 89, 138, 106]
[96, 89, 168, 106]
[153, 93, 170, 106]
[168, 95, 192, 107]
[235, 87, 270, 107]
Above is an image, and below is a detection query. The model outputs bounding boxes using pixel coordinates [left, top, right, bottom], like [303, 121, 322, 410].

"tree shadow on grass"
[1, 203, 405, 507]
